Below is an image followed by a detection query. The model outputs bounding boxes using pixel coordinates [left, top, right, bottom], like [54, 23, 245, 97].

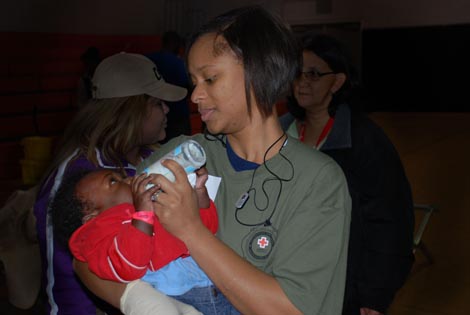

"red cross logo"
[257, 236, 269, 249]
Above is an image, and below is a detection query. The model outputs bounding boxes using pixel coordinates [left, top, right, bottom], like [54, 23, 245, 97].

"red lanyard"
[299, 117, 335, 147]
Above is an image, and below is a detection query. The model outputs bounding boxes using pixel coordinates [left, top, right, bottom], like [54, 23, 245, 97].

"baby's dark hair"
[50, 169, 93, 249]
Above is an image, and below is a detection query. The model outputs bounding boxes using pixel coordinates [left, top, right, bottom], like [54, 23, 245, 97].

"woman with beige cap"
[33, 52, 193, 315]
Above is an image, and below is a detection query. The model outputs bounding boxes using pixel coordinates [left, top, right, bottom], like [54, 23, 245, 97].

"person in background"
[76, 46, 101, 108]
[74, 6, 351, 315]
[33, 52, 187, 315]
[147, 31, 192, 140]
[280, 33, 415, 315]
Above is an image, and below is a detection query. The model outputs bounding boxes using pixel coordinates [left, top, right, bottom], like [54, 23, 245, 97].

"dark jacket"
[281, 105, 415, 314]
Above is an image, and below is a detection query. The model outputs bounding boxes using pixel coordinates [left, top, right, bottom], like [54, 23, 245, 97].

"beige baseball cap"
[91, 52, 187, 101]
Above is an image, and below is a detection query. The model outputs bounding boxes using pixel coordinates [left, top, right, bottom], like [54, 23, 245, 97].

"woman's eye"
[150, 98, 163, 107]
[156, 102, 165, 110]
[205, 76, 216, 84]
[110, 178, 117, 185]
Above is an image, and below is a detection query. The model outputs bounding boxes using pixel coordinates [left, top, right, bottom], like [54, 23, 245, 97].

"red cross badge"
[244, 226, 277, 260]
[257, 236, 269, 249]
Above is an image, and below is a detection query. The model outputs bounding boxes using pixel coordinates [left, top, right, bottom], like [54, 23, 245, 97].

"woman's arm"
[152, 160, 302, 315]
[73, 259, 203, 315]
[356, 131, 415, 312]
[73, 259, 125, 308]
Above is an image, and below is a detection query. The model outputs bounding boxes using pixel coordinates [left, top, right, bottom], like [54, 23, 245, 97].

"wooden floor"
[370, 112, 470, 315]
[1, 112, 469, 315]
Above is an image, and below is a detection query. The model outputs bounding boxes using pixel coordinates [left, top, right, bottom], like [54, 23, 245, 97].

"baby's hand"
[131, 173, 161, 211]
[194, 167, 210, 208]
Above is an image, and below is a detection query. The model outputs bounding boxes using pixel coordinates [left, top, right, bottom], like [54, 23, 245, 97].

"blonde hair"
[43, 94, 152, 182]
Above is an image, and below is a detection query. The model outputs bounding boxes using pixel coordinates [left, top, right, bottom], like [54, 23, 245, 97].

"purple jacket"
[34, 148, 152, 315]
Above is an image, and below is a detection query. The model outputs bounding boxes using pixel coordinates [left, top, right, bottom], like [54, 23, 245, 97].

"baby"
[51, 168, 217, 314]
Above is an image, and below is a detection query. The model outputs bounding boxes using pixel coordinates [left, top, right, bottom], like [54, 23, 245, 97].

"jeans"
[171, 286, 241, 315]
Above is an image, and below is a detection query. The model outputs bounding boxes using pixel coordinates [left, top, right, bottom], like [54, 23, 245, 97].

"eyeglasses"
[298, 69, 335, 81]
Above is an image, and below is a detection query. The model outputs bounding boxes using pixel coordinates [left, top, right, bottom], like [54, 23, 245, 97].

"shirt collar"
[226, 139, 260, 171]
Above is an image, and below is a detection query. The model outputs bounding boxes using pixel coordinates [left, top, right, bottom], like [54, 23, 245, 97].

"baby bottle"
[137, 139, 206, 183]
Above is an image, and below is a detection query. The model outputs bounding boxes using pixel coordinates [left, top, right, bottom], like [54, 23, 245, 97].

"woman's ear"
[331, 72, 346, 94]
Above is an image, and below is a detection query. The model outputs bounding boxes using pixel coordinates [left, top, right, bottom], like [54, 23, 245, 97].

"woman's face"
[141, 97, 169, 144]
[187, 33, 250, 135]
[293, 50, 337, 113]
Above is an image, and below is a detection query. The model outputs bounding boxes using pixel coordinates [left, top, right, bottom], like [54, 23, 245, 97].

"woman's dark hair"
[186, 5, 301, 118]
[288, 33, 363, 119]
[50, 169, 93, 249]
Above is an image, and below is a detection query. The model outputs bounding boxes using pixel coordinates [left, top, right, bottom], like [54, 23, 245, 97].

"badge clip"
[235, 192, 250, 209]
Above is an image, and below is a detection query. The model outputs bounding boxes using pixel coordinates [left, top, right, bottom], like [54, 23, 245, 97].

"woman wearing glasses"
[280, 33, 415, 315]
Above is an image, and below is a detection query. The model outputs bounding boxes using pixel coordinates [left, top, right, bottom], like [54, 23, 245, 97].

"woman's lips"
[297, 90, 312, 96]
[199, 108, 214, 122]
